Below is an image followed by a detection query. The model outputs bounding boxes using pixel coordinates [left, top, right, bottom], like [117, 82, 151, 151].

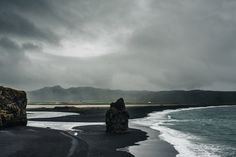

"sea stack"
[0, 86, 27, 128]
[105, 98, 129, 133]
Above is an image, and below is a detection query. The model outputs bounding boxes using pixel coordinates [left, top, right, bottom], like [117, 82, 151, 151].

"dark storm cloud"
[0, 37, 26, 63]
[0, 12, 58, 44]
[22, 43, 41, 51]
[1, 0, 236, 91]
[0, 37, 26, 85]
[0, 37, 20, 51]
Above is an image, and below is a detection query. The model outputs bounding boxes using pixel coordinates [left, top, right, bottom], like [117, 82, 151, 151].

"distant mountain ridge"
[27, 85, 236, 105]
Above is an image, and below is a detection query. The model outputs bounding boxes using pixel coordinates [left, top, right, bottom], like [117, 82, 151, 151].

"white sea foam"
[27, 111, 79, 119]
[151, 122, 220, 157]
[131, 106, 225, 157]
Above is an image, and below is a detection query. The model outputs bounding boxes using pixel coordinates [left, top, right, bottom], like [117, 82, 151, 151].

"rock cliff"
[0, 86, 27, 128]
[105, 98, 129, 133]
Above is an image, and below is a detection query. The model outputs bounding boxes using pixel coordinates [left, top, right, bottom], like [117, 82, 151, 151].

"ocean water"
[133, 105, 236, 157]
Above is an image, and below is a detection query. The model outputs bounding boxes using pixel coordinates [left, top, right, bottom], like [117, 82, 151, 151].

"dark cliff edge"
[0, 86, 27, 128]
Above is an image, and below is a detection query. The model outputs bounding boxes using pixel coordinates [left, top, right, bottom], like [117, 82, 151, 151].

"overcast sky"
[1, 0, 236, 91]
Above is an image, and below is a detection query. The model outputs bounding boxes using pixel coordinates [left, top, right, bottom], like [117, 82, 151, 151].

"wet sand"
[129, 124, 178, 157]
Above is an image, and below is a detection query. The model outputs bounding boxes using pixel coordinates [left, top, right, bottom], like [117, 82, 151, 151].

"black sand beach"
[74, 125, 147, 157]
[0, 126, 88, 157]
[1, 105, 181, 157]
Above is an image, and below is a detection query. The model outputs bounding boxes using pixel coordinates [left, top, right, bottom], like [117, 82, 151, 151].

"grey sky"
[0, 0, 236, 91]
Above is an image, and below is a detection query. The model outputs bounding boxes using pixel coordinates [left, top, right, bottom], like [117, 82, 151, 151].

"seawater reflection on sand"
[27, 111, 79, 119]
[28, 121, 104, 131]
[27, 111, 104, 131]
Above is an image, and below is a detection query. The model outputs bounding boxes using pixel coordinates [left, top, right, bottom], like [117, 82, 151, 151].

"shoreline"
[132, 105, 236, 157]
[26, 105, 183, 157]
[27, 103, 229, 109]
[129, 123, 178, 157]
[27, 104, 232, 123]
[3, 105, 232, 157]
